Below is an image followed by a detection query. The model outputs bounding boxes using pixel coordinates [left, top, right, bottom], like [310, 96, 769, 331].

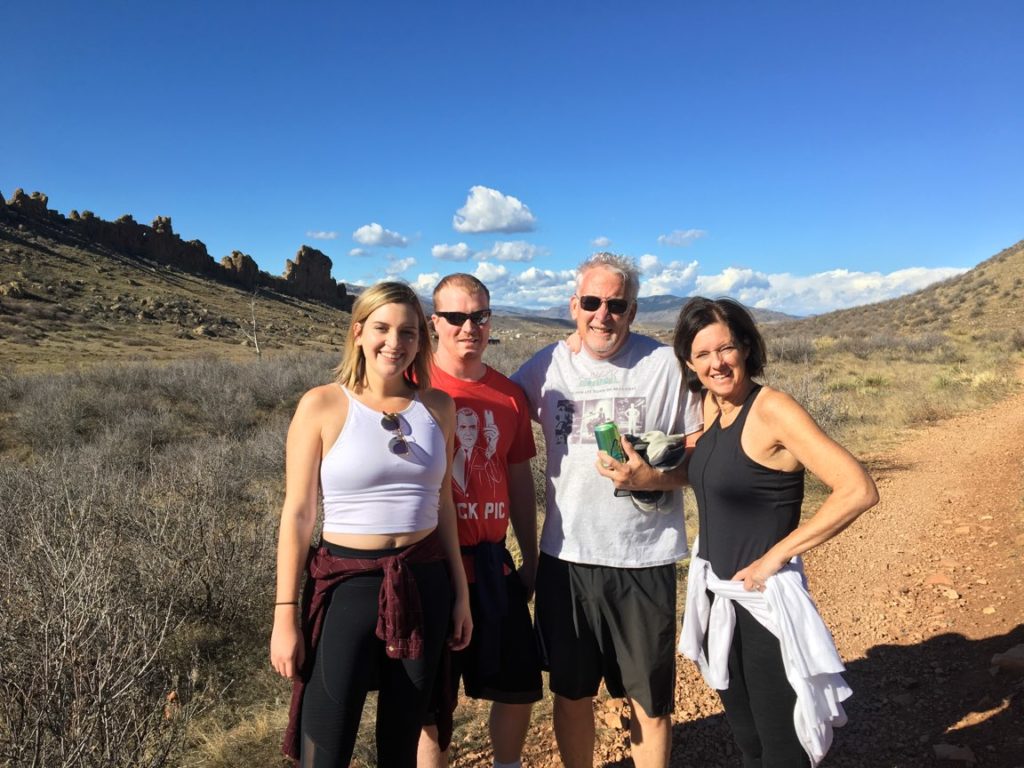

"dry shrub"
[0, 353, 332, 766]
[831, 331, 958, 362]
[479, 334, 551, 377]
[763, 368, 848, 438]
[832, 333, 891, 359]
[0, 460, 205, 767]
[767, 334, 816, 364]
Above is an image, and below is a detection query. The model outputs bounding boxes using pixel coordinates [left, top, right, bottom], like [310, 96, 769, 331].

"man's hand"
[516, 562, 537, 602]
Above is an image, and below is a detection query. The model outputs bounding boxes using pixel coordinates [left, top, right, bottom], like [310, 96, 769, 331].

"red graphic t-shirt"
[430, 363, 536, 580]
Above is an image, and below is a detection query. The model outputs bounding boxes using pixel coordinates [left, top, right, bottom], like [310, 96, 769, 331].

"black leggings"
[715, 600, 810, 768]
[300, 545, 452, 768]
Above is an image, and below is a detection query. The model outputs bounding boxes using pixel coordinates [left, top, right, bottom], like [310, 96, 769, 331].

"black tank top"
[690, 385, 804, 579]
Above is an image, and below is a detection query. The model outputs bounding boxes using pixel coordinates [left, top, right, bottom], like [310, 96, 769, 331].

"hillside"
[0, 222, 351, 373]
[0, 190, 570, 373]
[2, 186, 1021, 375]
[771, 239, 1024, 341]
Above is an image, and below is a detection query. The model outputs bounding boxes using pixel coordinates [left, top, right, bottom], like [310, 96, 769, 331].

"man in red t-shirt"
[417, 274, 541, 768]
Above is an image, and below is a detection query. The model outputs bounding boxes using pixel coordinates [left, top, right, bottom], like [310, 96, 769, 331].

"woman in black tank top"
[674, 297, 878, 766]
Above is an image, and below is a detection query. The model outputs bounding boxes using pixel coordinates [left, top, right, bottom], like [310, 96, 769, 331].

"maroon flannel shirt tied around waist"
[282, 529, 454, 761]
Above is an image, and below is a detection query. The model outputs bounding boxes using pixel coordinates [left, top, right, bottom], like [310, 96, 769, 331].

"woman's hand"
[449, 594, 473, 651]
[732, 554, 786, 593]
[595, 437, 673, 491]
[270, 612, 305, 679]
[565, 331, 582, 354]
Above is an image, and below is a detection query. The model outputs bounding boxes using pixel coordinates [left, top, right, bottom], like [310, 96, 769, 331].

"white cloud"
[696, 267, 772, 295]
[431, 240, 544, 263]
[353, 222, 409, 247]
[408, 259, 965, 315]
[431, 242, 474, 261]
[473, 262, 510, 284]
[693, 265, 967, 315]
[453, 186, 537, 234]
[638, 256, 700, 296]
[638, 253, 662, 274]
[516, 266, 576, 287]
[349, 247, 371, 258]
[410, 272, 441, 294]
[385, 256, 417, 276]
[592, 236, 612, 249]
[485, 240, 542, 262]
[306, 230, 338, 240]
[657, 229, 708, 247]
[500, 267, 578, 308]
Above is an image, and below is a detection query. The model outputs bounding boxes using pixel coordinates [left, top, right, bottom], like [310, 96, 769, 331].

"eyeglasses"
[435, 309, 492, 326]
[380, 412, 411, 455]
[576, 295, 631, 315]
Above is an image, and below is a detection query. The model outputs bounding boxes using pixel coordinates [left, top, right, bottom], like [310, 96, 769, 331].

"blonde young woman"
[270, 282, 471, 767]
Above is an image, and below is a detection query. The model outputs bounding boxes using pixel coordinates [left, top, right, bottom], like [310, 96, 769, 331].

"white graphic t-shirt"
[512, 333, 703, 568]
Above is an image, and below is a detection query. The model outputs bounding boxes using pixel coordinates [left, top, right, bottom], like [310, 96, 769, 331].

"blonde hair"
[333, 282, 432, 390]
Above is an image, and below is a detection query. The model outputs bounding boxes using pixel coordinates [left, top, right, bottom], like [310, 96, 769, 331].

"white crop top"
[320, 386, 447, 535]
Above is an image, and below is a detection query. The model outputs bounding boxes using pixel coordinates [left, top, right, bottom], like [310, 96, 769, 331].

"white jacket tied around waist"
[678, 541, 852, 767]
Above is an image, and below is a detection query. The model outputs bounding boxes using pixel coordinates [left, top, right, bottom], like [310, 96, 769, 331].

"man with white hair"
[512, 253, 703, 768]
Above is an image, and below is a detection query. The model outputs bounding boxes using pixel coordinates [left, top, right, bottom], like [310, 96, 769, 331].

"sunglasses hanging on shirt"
[380, 412, 411, 455]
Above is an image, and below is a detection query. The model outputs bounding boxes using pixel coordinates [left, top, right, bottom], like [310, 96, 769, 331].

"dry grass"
[2, 323, 1020, 766]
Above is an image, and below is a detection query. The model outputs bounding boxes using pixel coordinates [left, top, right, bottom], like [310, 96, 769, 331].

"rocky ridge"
[0, 188, 351, 309]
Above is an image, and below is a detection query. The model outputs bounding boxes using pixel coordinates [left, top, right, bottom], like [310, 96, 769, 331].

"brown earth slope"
[491, 375, 1024, 768]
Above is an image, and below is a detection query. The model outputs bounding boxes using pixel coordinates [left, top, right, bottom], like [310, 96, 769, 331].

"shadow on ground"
[604, 624, 1024, 767]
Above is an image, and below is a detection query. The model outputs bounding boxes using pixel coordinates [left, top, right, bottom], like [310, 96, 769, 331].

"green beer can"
[594, 421, 626, 462]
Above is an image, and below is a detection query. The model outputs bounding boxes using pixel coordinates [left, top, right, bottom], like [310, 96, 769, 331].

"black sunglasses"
[577, 295, 631, 315]
[380, 412, 411, 455]
[435, 309, 492, 326]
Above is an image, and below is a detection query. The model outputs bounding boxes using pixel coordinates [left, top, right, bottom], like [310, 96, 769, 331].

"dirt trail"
[520, 382, 1024, 767]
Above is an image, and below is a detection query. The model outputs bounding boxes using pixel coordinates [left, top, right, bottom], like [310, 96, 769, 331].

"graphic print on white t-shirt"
[557, 396, 647, 445]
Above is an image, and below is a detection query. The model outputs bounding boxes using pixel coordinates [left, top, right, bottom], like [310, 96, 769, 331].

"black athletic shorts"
[534, 552, 677, 717]
[424, 569, 542, 724]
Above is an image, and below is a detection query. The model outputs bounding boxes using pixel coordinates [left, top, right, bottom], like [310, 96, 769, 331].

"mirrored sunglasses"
[435, 309, 492, 326]
[380, 412, 411, 455]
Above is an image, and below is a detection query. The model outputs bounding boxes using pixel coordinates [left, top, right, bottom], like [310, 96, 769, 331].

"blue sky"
[3, 1, 1022, 315]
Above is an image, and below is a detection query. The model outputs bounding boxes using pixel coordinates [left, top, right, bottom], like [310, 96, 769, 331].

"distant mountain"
[496, 295, 799, 327]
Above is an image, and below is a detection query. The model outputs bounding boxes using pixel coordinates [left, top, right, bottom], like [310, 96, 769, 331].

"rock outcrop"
[6, 189, 50, 217]
[284, 246, 339, 302]
[220, 250, 260, 289]
[1, 189, 353, 309]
